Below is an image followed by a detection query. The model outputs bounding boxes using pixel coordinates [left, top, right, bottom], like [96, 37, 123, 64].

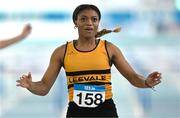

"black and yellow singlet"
[63, 39, 112, 107]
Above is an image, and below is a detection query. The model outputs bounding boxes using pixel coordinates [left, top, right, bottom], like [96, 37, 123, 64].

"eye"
[92, 17, 98, 22]
[80, 17, 86, 22]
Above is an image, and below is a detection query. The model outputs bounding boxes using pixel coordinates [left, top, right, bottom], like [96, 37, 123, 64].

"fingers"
[153, 78, 161, 85]
[151, 73, 162, 86]
[146, 71, 162, 88]
[16, 72, 32, 88]
[149, 71, 162, 79]
[26, 24, 32, 31]
[24, 24, 32, 30]
[155, 72, 161, 77]
[16, 81, 23, 87]
[21, 72, 32, 79]
[22, 24, 32, 35]
[21, 75, 28, 79]
[153, 73, 161, 80]
[16, 77, 25, 86]
[16, 77, 24, 87]
[28, 72, 31, 78]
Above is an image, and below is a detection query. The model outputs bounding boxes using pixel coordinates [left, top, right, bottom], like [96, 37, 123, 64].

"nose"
[86, 19, 93, 25]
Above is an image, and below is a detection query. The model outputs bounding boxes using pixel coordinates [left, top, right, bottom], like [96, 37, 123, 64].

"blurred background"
[0, 0, 180, 118]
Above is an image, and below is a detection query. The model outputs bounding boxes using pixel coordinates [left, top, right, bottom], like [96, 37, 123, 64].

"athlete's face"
[75, 9, 100, 38]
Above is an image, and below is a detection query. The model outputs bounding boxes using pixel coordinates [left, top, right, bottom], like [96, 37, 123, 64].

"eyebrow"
[80, 15, 98, 18]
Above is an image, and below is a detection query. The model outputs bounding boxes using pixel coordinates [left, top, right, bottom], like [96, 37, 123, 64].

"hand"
[16, 72, 32, 89]
[20, 24, 32, 38]
[145, 71, 162, 88]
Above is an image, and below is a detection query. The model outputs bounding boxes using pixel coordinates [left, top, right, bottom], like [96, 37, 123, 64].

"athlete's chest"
[64, 50, 109, 71]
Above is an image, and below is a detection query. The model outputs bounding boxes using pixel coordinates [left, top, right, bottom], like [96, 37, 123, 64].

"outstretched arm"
[16, 45, 66, 96]
[0, 24, 31, 49]
[107, 41, 161, 88]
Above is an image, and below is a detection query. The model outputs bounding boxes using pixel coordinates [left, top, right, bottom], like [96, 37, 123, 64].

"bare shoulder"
[53, 44, 66, 55]
[51, 43, 67, 64]
[105, 40, 127, 66]
[106, 41, 116, 49]
[106, 41, 121, 56]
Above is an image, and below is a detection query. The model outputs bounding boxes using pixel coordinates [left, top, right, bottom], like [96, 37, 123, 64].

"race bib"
[73, 84, 105, 108]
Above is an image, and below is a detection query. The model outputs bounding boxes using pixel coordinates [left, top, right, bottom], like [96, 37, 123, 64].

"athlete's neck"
[75, 37, 97, 51]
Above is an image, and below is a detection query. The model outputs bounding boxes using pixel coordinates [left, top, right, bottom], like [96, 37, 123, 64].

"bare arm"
[107, 41, 161, 88]
[16, 44, 66, 96]
[0, 24, 31, 49]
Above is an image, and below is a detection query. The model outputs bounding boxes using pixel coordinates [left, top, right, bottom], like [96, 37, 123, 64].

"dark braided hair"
[95, 27, 121, 38]
[73, 4, 121, 38]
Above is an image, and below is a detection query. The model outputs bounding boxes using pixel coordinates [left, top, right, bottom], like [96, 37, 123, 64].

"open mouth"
[85, 28, 93, 32]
